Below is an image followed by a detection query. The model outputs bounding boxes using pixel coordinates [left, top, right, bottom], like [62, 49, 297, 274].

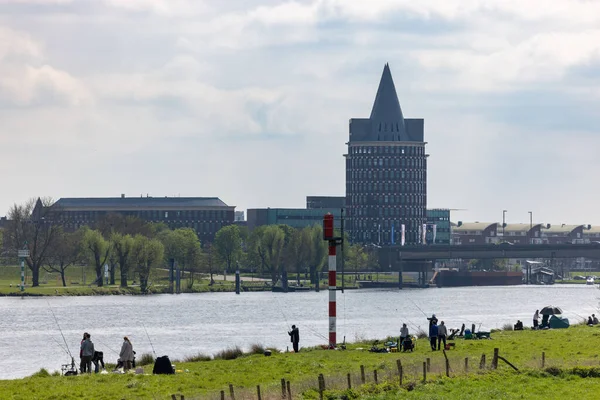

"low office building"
[247, 208, 342, 231]
[426, 209, 451, 244]
[501, 224, 544, 244]
[541, 224, 585, 244]
[51, 195, 235, 243]
[451, 222, 499, 245]
[306, 196, 345, 210]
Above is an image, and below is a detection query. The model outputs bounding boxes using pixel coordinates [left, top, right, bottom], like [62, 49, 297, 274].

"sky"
[1, 0, 600, 226]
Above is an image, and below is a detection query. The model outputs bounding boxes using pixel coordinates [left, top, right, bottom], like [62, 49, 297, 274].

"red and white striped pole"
[328, 239, 336, 348]
[323, 213, 337, 348]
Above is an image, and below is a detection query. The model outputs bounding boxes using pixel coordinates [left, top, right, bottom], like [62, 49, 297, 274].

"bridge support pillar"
[398, 255, 403, 290]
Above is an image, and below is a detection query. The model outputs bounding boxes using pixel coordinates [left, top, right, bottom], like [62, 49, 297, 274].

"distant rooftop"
[54, 196, 231, 209]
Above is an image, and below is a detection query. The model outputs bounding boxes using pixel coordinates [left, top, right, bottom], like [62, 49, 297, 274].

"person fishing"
[288, 325, 300, 353]
[429, 320, 438, 351]
[399, 323, 409, 347]
[119, 337, 135, 372]
[437, 321, 448, 350]
[80, 333, 95, 374]
[533, 309, 539, 329]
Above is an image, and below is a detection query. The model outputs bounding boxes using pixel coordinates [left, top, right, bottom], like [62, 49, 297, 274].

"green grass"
[3, 324, 600, 399]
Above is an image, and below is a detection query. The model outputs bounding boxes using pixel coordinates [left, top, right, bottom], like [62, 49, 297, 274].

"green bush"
[214, 346, 243, 360]
[137, 353, 155, 366]
[184, 352, 212, 362]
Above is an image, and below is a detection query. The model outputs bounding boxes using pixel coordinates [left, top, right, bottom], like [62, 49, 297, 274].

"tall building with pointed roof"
[345, 64, 427, 245]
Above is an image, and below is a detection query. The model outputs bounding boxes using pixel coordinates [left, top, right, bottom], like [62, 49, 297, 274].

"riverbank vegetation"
[3, 324, 600, 399]
[0, 198, 374, 295]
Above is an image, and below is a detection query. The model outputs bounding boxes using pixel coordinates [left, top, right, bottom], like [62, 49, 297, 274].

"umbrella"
[540, 306, 563, 315]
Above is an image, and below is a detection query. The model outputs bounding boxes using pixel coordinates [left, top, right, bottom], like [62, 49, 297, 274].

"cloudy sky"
[1, 0, 599, 225]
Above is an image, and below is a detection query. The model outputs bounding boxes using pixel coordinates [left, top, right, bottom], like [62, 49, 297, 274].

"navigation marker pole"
[18, 247, 30, 292]
[323, 213, 343, 349]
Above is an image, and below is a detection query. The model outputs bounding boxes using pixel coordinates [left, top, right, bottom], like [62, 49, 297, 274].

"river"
[0, 284, 598, 379]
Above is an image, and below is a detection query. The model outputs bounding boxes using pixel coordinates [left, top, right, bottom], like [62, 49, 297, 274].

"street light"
[528, 211, 533, 230]
[502, 210, 507, 236]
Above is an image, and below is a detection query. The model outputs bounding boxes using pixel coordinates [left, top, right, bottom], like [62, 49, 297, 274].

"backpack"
[153, 356, 174, 374]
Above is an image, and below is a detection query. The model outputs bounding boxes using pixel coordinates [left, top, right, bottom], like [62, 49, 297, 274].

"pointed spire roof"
[369, 63, 406, 136]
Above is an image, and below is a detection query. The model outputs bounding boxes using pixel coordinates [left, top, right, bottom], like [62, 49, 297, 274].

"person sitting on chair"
[514, 320, 523, 331]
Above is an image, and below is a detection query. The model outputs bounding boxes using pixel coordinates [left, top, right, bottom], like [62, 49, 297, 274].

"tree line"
[1, 198, 380, 292]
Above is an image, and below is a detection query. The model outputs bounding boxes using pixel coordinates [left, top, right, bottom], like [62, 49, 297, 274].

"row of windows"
[60, 209, 232, 222]
[62, 220, 226, 235]
[352, 206, 425, 217]
[351, 219, 424, 230]
[349, 146, 425, 156]
[349, 181, 425, 194]
[350, 169, 425, 181]
[351, 230, 422, 244]
[349, 157, 425, 169]
[351, 194, 426, 207]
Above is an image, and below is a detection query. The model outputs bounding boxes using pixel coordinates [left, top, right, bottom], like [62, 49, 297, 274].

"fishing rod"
[408, 298, 429, 319]
[47, 301, 74, 360]
[50, 336, 69, 357]
[303, 324, 329, 341]
[270, 292, 291, 331]
[142, 323, 156, 357]
[95, 337, 120, 357]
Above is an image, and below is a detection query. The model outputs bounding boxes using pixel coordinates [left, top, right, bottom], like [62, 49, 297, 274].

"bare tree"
[5, 198, 62, 287]
[45, 229, 83, 287]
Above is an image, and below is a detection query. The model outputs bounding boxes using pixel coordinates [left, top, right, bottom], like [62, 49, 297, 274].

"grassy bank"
[3, 324, 600, 399]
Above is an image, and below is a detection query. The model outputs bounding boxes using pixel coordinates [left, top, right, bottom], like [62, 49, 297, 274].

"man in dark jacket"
[288, 325, 300, 352]
[80, 333, 95, 374]
[429, 322, 438, 351]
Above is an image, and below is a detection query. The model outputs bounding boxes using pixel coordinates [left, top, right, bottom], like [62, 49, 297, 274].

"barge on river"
[433, 270, 523, 288]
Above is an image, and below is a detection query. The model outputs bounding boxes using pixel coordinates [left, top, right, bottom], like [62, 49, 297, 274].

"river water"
[0, 284, 598, 379]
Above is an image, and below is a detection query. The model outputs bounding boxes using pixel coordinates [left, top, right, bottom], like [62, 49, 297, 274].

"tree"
[5, 198, 62, 287]
[309, 224, 327, 285]
[214, 225, 242, 273]
[111, 233, 134, 287]
[45, 229, 83, 287]
[202, 243, 217, 285]
[260, 225, 285, 284]
[159, 228, 203, 288]
[132, 235, 164, 293]
[82, 228, 111, 286]
[345, 244, 367, 279]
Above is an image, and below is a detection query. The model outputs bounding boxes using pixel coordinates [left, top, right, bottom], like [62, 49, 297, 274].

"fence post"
[465, 357, 469, 373]
[257, 385, 262, 400]
[373, 370, 378, 384]
[542, 352, 545, 368]
[286, 380, 291, 399]
[220, 390, 225, 400]
[172, 395, 177, 400]
[318, 374, 325, 400]
[360, 365, 365, 384]
[423, 361, 427, 382]
[479, 354, 486, 370]
[281, 379, 286, 399]
[492, 348, 499, 370]
[347, 373, 352, 389]
[396, 359, 403, 385]
[426, 358, 431, 372]
[229, 384, 235, 400]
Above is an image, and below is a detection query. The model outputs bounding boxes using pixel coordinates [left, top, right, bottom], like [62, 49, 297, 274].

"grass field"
[2, 324, 600, 399]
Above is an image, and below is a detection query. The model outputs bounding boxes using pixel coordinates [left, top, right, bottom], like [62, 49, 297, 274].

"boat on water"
[586, 277, 595, 285]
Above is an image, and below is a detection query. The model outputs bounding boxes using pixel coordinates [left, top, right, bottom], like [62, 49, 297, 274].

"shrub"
[137, 353, 155, 366]
[214, 346, 243, 360]
[416, 329, 428, 339]
[31, 368, 50, 378]
[183, 352, 212, 362]
[248, 343, 265, 355]
[502, 323, 513, 331]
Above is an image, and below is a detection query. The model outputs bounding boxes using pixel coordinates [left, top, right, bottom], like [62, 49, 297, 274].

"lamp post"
[502, 210, 507, 236]
[528, 211, 533, 230]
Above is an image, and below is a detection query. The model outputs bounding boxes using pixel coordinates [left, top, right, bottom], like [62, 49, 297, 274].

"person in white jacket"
[437, 321, 448, 351]
[119, 337, 134, 371]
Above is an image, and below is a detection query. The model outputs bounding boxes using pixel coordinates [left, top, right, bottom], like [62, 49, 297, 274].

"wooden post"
[172, 395, 177, 400]
[347, 373, 352, 389]
[281, 379, 286, 399]
[542, 352, 546, 368]
[396, 360, 403, 385]
[229, 384, 235, 400]
[286, 380, 291, 399]
[492, 348, 499, 370]
[318, 374, 324, 400]
[423, 361, 427, 382]
[257, 385, 262, 400]
[445, 360, 450, 377]
[220, 390, 225, 400]
[426, 358, 431, 372]
[360, 365, 365, 384]
[479, 354, 486, 370]
[465, 357, 469, 373]
[373, 370, 378, 384]
[181, 396, 185, 400]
